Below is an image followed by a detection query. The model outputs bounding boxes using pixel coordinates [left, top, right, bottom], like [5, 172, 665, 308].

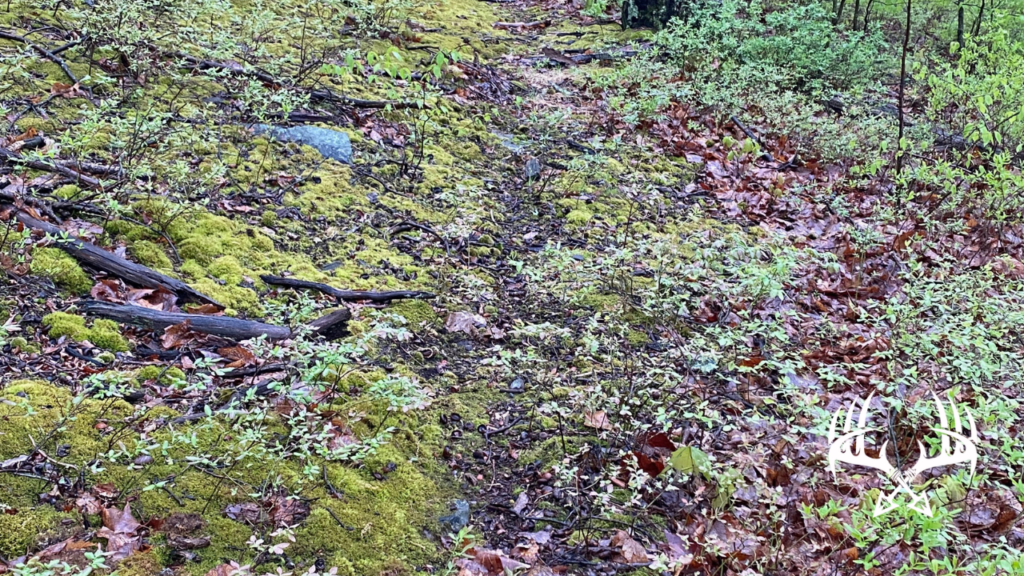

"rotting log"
[81, 301, 292, 340]
[260, 274, 436, 303]
[5, 206, 219, 305]
[81, 301, 352, 341]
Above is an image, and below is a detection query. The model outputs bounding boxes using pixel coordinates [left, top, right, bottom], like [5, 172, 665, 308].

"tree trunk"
[852, 0, 860, 30]
[621, 0, 691, 29]
[896, 0, 912, 175]
[833, 0, 847, 26]
[957, 2, 965, 48]
[863, 0, 875, 30]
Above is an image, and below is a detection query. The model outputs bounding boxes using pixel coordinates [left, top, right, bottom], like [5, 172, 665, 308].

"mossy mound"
[42, 312, 130, 352]
[30, 247, 93, 294]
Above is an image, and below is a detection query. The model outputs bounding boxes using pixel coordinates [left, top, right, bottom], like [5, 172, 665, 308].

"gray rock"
[439, 499, 470, 532]
[493, 131, 528, 153]
[253, 124, 352, 164]
[524, 158, 541, 180]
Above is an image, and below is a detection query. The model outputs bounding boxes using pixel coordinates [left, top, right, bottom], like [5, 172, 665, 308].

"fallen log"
[260, 274, 436, 303]
[82, 301, 291, 340]
[5, 206, 219, 305]
[1, 147, 104, 189]
[81, 301, 351, 341]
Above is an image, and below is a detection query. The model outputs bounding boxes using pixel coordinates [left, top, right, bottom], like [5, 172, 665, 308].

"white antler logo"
[826, 391, 978, 517]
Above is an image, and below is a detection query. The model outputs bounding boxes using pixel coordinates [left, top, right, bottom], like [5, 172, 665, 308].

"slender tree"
[957, 0, 965, 48]
[896, 0, 912, 174]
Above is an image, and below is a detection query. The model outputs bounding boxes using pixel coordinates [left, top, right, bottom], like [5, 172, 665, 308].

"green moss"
[115, 551, 164, 576]
[576, 292, 620, 312]
[261, 210, 277, 227]
[291, 439, 448, 574]
[53, 184, 82, 200]
[86, 319, 130, 352]
[626, 330, 649, 346]
[0, 505, 72, 558]
[136, 365, 187, 385]
[566, 208, 594, 226]
[103, 219, 151, 242]
[347, 320, 369, 336]
[30, 247, 93, 294]
[42, 311, 88, 340]
[42, 313, 129, 352]
[189, 279, 261, 316]
[208, 256, 246, 285]
[180, 259, 207, 279]
[8, 337, 39, 354]
[131, 240, 173, 270]
[389, 300, 438, 327]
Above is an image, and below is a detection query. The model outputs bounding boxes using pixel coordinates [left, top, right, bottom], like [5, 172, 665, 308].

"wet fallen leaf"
[218, 345, 257, 368]
[610, 530, 648, 563]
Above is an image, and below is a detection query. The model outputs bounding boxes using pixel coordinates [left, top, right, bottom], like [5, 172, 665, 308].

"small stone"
[509, 376, 526, 391]
[439, 499, 470, 532]
[524, 158, 541, 180]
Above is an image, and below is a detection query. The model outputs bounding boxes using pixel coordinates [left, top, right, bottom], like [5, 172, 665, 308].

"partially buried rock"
[524, 158, 541, 180]
[439, 499, 470, 532]
[253, 124, 352, 164]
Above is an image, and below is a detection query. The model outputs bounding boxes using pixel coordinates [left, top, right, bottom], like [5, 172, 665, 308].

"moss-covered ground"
[2, 0, 1024, 574]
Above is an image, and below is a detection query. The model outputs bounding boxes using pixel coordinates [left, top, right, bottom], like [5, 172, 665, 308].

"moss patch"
[30, 247, 93, 294]
[41, 312, 130, 352]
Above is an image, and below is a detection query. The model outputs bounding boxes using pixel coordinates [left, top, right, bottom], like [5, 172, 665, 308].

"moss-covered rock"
[30, 247, 92, 294]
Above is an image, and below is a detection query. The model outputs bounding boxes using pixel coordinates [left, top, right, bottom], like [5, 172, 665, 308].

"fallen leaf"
[584, 410, 612, 430]
[610, 530, 648, 563]
[512, 491, 529, 515]
[75, 493, 103, 515]
[218, 345, 257, 368]
[91, 279, 127, 303]
[128, 287, 179, 312]
[161, 321, 205, 349]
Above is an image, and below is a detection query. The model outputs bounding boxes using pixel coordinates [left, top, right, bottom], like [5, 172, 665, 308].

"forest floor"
[1, 0, 1023, 575]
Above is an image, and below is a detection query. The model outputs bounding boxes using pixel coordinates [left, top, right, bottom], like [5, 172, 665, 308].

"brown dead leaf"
[541, 47, 576, 66]
[101, 503, 143, 534]
[224, 502, 264, 526]
[445, 311, 504, 339]
[610, 530, 648, 563]
[98, 503, 144, 561]
[583, 410, 612, 431]
[50, 82, 86, 99]
[185, 303, 225, 315]
[75, 493, 103, 515]
[266, 492, 310, 527]
[161, 321, 205, 349]
[128, 286, 179, 312]
[458, 548, 530, 576]
[91, 279, 127, 303]
[218, 345, 257, 368]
